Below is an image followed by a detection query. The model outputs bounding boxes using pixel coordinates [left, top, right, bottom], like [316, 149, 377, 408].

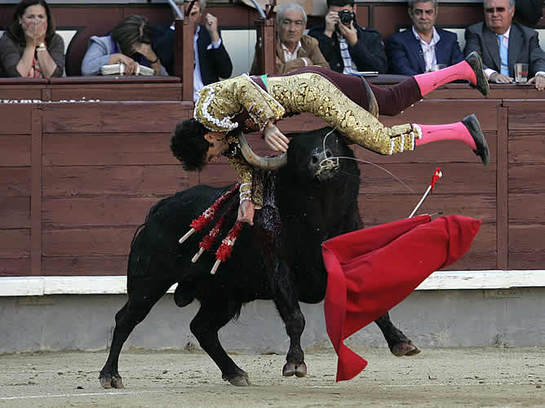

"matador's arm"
[227, 155, 263, 208]
[194, 75, 286, 133]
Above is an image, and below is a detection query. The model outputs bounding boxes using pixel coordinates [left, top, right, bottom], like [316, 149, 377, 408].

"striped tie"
[497, 34, 509, 76]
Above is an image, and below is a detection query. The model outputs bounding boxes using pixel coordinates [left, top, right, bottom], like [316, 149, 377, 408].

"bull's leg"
[374, 312, 420, 357]
[190, 300, 249, 386]
[271, 262, 307, 378]
[99, 278, 172, 389]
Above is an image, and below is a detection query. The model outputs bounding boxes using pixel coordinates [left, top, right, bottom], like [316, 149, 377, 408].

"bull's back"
[127, 185, 236, 279]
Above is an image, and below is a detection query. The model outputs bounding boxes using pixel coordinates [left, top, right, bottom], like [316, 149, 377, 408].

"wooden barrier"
[1, 81, 545, 277]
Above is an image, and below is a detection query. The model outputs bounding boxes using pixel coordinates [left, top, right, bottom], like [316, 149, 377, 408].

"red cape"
[321, 214, 481, 381]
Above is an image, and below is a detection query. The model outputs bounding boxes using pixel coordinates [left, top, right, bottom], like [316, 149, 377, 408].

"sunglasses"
[484, 7, 508, 13]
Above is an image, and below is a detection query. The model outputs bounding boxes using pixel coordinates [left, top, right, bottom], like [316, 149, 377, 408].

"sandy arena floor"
[0, 347, 544, 407]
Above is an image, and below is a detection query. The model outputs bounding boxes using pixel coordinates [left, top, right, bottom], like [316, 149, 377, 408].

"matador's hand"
[264, 123, 289, 152]
[238, 200, 255, 225]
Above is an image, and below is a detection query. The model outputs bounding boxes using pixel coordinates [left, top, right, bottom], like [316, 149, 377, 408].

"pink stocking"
[414, 60, 477, 96]
[414, 122, 477, 150]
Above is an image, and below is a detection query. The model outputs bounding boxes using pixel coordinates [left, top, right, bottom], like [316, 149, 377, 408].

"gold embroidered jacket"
[195, 73, 417, 207]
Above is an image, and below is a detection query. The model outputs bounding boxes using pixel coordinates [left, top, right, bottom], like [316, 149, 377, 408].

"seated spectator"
[308, 0, 387, 74]
[0, 0, 64, 78]
[514, 0, 543, 28]
[386, 0, 463, 75]
[249, 3, 328, 75]
[153, 0, 233, 100]
[464, 0, 545, 90]
[81, 15, 168, 76]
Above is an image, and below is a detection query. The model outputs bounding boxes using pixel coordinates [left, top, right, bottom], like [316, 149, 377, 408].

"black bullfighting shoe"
[465, 51, 490, 97]
[462, 114, 490, 165]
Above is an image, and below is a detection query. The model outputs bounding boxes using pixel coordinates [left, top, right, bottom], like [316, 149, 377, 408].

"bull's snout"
[309, 148, 340, 181]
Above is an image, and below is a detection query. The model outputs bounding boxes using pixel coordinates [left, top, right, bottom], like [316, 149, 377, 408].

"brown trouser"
[266, 66, 422, 117]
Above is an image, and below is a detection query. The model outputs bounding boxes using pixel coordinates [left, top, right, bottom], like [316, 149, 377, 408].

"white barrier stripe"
[1, 270, 545, 297]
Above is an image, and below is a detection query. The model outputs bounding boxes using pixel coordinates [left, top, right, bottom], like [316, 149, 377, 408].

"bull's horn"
[361, 77, 379, 118]
[237, 132, 288, 170]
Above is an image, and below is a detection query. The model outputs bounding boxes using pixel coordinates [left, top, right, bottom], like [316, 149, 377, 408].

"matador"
[171, 52, 490, 225]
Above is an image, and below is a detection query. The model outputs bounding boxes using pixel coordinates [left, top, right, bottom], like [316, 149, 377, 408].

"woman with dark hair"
[81, 15, 167, 76]
[0, 0, 64, 78]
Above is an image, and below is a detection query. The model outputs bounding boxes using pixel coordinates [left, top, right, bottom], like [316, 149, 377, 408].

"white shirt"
[412, 26, 440, 72]
[281, 41, 302, 63]
[193, 26, 222, 102]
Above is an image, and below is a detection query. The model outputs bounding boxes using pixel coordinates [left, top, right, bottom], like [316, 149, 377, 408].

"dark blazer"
[464, 22, 545, 77]
[152, 24, 233, 83]
[386, 27, 464, 75]
[308, 23, 387, 73]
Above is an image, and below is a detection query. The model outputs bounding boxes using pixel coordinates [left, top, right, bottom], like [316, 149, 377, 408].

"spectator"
[249, 3, 328, 74]
[386, 0, 464, 75]
[308, 0, 387, 74]
[153, 0, 233, 101]
[464, 0, 545, 90]
[514, 0, 543, 27]
[81, 15, 168, 76]
[0, 0, 64, 78]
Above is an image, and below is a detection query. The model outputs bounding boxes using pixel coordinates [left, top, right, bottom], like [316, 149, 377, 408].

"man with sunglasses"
[464, 0, 545, 90]
[386, 0, 464, 75]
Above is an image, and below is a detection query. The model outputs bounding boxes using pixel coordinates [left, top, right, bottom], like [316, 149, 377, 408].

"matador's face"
[204, 131, 229, 163]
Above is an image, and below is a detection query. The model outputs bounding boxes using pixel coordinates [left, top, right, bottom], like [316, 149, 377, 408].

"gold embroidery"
[195, 75, 285, 132]
[266, 73, 416, 155]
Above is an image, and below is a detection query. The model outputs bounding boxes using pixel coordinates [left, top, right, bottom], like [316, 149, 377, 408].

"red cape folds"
[321, 214, 481, 382]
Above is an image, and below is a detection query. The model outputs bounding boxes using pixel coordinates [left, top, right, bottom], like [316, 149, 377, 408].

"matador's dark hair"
[170, 118, 211, 171]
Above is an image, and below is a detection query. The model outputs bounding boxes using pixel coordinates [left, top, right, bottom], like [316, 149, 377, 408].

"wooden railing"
[1, 81, 545, 277]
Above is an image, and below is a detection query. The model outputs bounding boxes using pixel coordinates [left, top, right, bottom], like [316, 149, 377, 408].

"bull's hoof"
[224, 371, 251, 386]
[282, 361, 307, 377]
[99, 373, 124, 389]
[391, 341, 421, 357]
[174, 285, 194, 307]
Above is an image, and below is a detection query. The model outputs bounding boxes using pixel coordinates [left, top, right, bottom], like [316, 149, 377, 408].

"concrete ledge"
[2, 270, 545, 297]
[1, 287, 545, 353]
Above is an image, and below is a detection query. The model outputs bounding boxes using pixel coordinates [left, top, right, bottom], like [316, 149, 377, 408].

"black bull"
[99, 128, 420, 388]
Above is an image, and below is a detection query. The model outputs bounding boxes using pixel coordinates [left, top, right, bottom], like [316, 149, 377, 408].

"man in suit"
[153, 0, 233, 100]
[386, 0, 464, 75]
[464, 0, 545, 90]
[250, 3, 328, 74]
[308, 0, 387, 74]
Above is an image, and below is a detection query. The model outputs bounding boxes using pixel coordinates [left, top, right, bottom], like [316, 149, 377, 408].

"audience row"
[1, 0, 544, 94]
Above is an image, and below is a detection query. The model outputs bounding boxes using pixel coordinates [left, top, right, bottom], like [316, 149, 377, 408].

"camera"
[338, 10, 355, 26]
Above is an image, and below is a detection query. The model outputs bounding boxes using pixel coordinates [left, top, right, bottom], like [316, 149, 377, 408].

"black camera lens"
[338, 10, 354, 26]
